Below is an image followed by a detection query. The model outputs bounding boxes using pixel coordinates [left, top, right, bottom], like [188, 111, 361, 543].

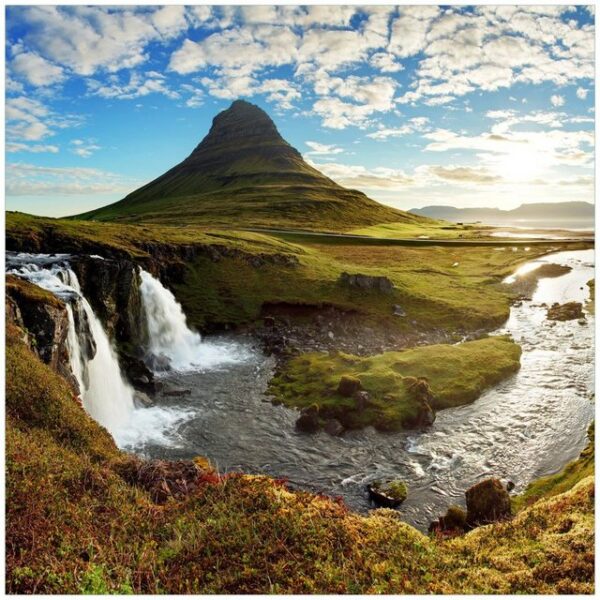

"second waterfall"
[139, 269, 249, 372]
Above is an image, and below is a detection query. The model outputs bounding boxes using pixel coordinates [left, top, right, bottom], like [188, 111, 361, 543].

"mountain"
[410, 202, 594, 228]
[77, 100, 422, 231]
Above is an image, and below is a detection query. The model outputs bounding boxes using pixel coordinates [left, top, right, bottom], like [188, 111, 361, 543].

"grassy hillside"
[7, 212, 580, 339]
[6, 319, 594, 594]
[73, 100, 424, 231]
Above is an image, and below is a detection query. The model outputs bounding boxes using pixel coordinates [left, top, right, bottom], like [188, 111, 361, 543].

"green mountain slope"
[76, 100, 424, 230]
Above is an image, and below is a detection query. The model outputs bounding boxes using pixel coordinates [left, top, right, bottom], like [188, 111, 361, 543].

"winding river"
[125, 249, 595, 530]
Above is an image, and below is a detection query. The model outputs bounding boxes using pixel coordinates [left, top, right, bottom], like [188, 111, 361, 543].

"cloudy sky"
[5, 4, 595, 217]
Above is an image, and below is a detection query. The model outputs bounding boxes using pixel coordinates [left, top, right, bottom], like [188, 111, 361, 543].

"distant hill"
[410, 202, 594, 229]
[76, 100, 425, 231]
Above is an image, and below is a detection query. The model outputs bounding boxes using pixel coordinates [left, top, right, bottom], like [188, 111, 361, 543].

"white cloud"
[6, 96, 84, 146]
[304, 141, 344, 156]
[6, 162, 138, 196]
[13, 6, 188, 77]
[310, 160, 415, 189]
[87, 71, 179, 100]
[10, 51, 64, 86]
[70, 139, 101, 158]
[6, 142, 59, 154]
[577, 87, 589, 100]
[367, 116, 430, 140]
[370, 52, 403, 73]
[551, 94, 565, 107]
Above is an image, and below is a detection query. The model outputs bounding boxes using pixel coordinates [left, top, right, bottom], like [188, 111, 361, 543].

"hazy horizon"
[6, 5, 595, 218]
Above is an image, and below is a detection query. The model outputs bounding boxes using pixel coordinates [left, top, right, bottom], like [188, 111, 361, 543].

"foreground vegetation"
[269, 337, 521, 431]
[6, 316, 594, 593]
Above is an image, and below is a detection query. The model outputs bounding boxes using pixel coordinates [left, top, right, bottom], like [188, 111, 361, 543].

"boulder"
[295, 411, 320, 433]
[133, 390, 153, 407]
[465, 478, 511, 527]
[367, 480, 408, 508]
[437, 505, 467, 532]
[119, 351, 158, 394]
[354, 390, 370, 412]
[337, 375, 361, 397]
[146, 352, 172, 372]
[339, 272, 394, 294]
[324, 418, 344, 436]
[547, 301, 585, 321]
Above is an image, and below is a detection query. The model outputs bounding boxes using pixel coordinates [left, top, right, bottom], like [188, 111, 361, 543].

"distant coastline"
[410, 202, 594, 230]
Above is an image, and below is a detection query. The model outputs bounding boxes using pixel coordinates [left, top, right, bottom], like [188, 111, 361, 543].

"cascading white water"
[7, 254, 135, 440]
[139, 269, 248, 371]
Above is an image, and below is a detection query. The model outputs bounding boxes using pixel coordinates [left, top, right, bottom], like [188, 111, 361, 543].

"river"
[124, 249, 595, 531]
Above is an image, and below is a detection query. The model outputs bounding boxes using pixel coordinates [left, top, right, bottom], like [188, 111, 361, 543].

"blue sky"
[5, 5, 595, 217]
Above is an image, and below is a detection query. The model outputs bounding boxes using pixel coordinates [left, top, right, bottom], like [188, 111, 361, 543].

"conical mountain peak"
[79, 101, 420, 230]
[187, 99, 289, 157]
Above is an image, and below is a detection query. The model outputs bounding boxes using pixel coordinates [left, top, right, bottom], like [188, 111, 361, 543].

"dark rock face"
[354, 390, 370, 412]
[118, 352, 159, 394]
[324, 418, 344, 436]
[71, 256, 145, 347]
[339, 272, 394, 294]
[465, 478, 511, 527]
[402, 377, 436, 428]
[547, 301, 585, 321]
[295, 406, 320, 433]
[6, 276, 80, 394]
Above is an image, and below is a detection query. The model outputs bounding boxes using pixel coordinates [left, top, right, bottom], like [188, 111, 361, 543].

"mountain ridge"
[410, 201, 594, 226]
[76, 100, 423, 231]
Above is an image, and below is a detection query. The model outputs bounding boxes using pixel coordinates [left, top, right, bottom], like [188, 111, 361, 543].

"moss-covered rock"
[368, 479, 408, 507]
[465, 478, 511, 528]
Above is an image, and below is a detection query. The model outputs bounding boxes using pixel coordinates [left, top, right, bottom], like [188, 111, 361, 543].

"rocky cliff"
[6, 275, 81, 393]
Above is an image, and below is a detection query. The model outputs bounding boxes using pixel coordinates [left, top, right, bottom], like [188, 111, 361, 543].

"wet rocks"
[367, 480, 408, 508]
[133, 390, 153, 407]
[295, 405, 320, 433]
[465, 478, 511, 527]
[547, 301, 585, 321]
[119, 352, 159, 394]
[339, 272, 394, 294]
[337, 375, 361, 397]
[146, 352, 172, 372]
[324, 418, 344, 436]
[354, 390, 370, 412]
[6, 275, 79, 393]
[71, 256, 145, 347]
[402, 377, 436, 428]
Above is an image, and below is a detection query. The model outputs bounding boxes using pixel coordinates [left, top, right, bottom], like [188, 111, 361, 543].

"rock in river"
[367, 479, 408, 508]
[547, 301, 585, 321]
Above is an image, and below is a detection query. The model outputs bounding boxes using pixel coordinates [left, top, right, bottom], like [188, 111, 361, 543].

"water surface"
[125, 250, 595, 530]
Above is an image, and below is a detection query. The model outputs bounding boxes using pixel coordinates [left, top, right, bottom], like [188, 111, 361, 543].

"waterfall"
[7, 254, 135, 440]
[139, 269, 248, 371]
